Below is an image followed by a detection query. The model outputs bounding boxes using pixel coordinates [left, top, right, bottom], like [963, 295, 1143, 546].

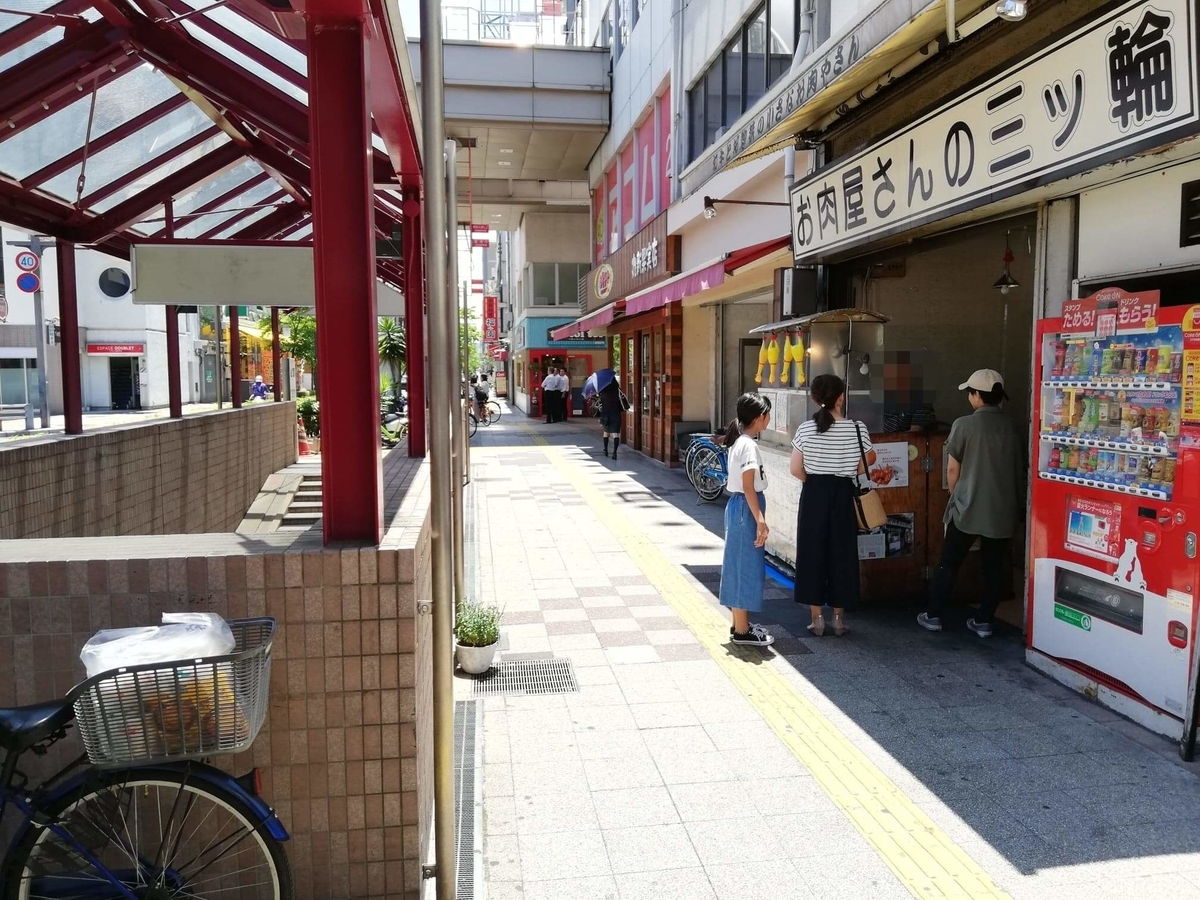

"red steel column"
[165, 307, 182, 418]
[229, 305, 242, 408]
[403, 209, 426, 458]
[308, 16, 382, 542]
[56, 240, 83, 434]
[271, 307, 282, 402]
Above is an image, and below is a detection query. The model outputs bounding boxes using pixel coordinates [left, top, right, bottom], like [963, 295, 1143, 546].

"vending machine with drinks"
[1029, 288, 1200, 737]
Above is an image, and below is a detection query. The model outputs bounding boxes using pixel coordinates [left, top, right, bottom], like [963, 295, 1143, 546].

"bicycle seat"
[0, 700, 74, 752]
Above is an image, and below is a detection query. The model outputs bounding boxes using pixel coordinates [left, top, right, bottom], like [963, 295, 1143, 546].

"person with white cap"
[918, 369, 1024, 638]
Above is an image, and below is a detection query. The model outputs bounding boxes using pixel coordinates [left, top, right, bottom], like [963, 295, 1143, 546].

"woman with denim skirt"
[718, 393, 775, 647]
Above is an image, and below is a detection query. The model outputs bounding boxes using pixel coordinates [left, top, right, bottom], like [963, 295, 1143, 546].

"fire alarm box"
[774, 267, 818, 320]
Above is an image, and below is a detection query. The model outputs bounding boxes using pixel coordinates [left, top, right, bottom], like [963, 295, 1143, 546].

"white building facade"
[0, 225, 201, 414]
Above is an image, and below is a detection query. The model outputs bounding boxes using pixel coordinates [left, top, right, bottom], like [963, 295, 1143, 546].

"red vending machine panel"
[1029, 290, 1199, 723]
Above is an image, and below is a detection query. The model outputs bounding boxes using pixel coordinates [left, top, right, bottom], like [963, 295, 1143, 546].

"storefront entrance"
[612, 308, 682, 465]
[108, 357, 141, 410]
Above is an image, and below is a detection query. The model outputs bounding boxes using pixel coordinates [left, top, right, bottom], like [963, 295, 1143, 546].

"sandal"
[832, 614, 849, 636]
[807, 614, 825, 637]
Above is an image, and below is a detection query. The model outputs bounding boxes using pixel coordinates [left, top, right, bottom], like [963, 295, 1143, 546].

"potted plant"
[297, 395, 320, 454]
[454, 601, 501, 675]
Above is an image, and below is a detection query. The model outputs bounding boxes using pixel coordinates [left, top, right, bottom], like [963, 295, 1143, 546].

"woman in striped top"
[790, 374, 877, 636]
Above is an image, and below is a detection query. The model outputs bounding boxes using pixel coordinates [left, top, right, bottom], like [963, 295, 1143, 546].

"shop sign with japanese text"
[791, 0, 1199, 262]
[483, 295, 499, 343]
[584, 213, 680, 311]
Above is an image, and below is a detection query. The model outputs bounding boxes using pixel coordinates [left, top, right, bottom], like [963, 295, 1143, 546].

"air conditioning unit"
[774, 267, 818, 320]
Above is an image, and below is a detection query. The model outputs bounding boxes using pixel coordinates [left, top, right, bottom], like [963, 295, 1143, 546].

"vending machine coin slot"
[1168, 621, 1189, 649]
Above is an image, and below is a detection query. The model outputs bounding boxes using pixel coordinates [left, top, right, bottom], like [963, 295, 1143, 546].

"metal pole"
[447, 142, 467, 614]
[215, 305, 224, 409]
[461, 280, 471, 484]
[271, 307, 282, 402]
[56, 239, 83, 433]
[229, 305, 242, 408]
[420, 4, 457, 894]
[6, 236, 51, 427]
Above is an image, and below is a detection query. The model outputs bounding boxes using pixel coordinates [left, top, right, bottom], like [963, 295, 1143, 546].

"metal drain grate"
[453, 699, 482, 899]
[471, 658, 579, 696]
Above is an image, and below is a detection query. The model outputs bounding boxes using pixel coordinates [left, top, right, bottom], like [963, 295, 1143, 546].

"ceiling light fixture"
[499, 148, 514, 153]
[498, 161, 512, 167]
[993, 232, 1020, 295]
[994, 0, 1026, 22]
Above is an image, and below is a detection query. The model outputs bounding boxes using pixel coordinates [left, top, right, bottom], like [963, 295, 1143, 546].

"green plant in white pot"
[454, 601, 501, 675]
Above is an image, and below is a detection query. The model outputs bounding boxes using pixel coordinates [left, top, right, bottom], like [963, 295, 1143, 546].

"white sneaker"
[966, 618, 993, 638]
[917, 612, 943, 632]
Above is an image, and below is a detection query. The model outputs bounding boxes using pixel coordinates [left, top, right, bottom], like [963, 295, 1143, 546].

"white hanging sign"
[791, 0, 1199, 262]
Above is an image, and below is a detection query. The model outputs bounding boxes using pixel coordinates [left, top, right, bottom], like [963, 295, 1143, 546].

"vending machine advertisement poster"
[869, 443, 910, 489]
[1064, 495, 1122, 562]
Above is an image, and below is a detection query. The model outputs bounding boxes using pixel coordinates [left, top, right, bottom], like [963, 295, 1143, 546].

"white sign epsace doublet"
[791, 0, 1199, 262]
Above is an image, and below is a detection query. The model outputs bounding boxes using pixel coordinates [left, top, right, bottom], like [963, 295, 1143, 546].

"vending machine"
[1029, 288, 1200, 737]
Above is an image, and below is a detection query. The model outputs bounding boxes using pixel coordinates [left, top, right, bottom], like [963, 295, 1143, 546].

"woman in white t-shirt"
[790, 374, 877, 636]
[718, 393, 775, 647]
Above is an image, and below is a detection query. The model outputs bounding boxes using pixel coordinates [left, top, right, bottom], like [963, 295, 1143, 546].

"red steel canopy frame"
[0, 0, 427, 541]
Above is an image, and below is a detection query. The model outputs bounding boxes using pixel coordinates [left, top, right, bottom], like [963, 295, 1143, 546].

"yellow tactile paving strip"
[522, 428, 1012, 900]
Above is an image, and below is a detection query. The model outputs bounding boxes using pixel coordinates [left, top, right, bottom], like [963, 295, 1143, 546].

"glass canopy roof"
[0, 0, 415, 288]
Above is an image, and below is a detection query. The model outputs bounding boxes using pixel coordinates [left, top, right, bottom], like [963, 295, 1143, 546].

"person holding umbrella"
[584, 368, 624, 459]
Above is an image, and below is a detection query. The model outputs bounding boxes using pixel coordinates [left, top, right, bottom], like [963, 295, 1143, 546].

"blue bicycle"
[684, 433, 728, 502]
[0, 617, 292, 900]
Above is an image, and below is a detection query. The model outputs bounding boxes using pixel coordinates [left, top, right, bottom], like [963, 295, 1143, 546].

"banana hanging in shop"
[767, 333, 780, 384]
[755, 335, 768, 385]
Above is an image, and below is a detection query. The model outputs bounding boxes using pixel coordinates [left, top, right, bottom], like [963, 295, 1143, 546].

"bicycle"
[0, 617, 293, 900]
[685, 434, 728, 502]
[468, 408, 479, 437]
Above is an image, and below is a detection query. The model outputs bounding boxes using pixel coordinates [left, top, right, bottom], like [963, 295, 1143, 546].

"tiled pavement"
[463, 410, 1200, 900]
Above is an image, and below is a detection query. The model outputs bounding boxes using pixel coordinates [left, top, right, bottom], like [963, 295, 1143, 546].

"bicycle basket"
[72, 617, 275, 768]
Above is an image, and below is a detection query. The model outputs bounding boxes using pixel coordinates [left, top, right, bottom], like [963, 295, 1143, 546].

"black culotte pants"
[794, 474, 860, 611]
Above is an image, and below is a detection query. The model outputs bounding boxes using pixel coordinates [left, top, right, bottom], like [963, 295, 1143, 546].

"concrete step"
[282, 513, 321, 526]
[290, 501, 323, 511]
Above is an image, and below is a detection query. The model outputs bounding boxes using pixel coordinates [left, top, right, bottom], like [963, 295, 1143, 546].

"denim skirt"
[719, 492, 766, 613]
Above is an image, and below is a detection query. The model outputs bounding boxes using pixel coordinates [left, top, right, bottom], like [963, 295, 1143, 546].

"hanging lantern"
[767, 333, 781, 384]
[755, 335, 768, 385]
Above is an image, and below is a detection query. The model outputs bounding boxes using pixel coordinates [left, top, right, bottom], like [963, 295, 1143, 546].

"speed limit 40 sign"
[14, 250, 39, 272]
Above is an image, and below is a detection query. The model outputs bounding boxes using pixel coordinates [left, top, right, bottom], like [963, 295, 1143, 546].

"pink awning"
[624, 258, 726, 316]
[548, 300, 623, 341]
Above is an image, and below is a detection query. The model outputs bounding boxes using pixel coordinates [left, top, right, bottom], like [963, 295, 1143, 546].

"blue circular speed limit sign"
[14, 251, 38, 272]
[15, 272, 40, 293]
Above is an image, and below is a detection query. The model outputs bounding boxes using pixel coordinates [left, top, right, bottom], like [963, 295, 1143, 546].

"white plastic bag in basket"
[79, 612, 236, 678]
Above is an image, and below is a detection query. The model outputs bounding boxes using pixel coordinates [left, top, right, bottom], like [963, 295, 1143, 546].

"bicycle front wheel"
[3, 767, 293, 900]
[469, 413, 479, 437]
[486, 400, 502, 421]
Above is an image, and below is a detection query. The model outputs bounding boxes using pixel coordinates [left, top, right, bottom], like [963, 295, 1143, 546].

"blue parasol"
[583, 368, 616, 398]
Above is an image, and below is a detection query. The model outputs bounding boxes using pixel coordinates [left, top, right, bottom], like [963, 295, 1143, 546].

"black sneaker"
[731, 624, 774, 646]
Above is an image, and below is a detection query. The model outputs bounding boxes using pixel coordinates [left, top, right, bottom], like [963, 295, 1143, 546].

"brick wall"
[0, 457, 435, 900]
[0, 403, 296, 539]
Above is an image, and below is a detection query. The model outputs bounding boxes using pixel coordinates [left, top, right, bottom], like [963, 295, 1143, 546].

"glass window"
[211, 205, 278, 240]
[705, 57, 723, 146]
[98, 268, 131, 298]
[285, 223, 313, 241]
[0, 359, 27, 407]
[531, 263, 557, 306]
[0, 26, 63, 76]
[181, 20, 307, 104]
[89, 132, 232, 213]
[723, 37, 742, 127]
[768, 0, 796, 88]
[746, 5, 768, 107]
[688, 83, 705, 163]
[816, 0, 831, 45]
[0, 66, 180, 181]
[39, 102, 219, 198]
